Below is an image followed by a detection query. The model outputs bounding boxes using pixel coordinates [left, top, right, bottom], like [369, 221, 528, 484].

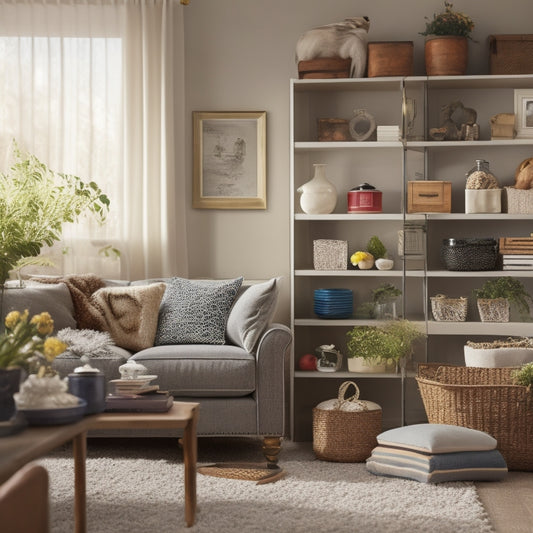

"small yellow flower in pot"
[350, 251, 374, 270]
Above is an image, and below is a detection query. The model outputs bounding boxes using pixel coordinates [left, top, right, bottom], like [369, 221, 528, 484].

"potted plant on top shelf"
[420, 1, 475, 76]
[345, 319, 426, 374]
[473, 277, 533, 323]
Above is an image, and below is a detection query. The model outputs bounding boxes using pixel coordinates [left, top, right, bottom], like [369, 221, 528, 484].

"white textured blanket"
[56, 327, 115, 359]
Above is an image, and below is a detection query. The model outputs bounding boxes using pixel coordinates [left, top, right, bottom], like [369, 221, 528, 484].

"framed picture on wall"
[514, 89, 533, 138]
[193, 111, 266, 209]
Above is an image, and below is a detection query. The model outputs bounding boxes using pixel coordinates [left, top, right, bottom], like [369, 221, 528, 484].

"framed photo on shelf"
[514, 89, 533, 138]
[193, 111, 266, 209]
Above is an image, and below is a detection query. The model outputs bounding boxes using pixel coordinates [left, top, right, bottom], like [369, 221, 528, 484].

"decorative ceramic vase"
[68, 363, 106, 414]
[0, 367, 21, 421]
[424, 36, 468, 76]
[297, 164, 337, 214]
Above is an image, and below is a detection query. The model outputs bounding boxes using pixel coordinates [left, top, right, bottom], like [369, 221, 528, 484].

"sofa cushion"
[376, 424, 497, 453]
[226, 277, 280, 352]
[131, 344, 255, 397]
[155, 277, 243, 345]
[2, 281, 76, 332]
[91, 283, 166, 351]
[366, 447, 507, 483]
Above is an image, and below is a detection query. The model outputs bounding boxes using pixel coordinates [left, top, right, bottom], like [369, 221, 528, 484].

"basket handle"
[335, 381, 368, 410]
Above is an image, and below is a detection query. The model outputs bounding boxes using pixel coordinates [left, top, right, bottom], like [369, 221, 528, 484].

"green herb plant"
[367, 236, 387, 260]
[372, 283, 401, 304]
[0, 143, 110, 287]
[473, 277, 532, 317]
[346, 319, 426, 366]
[420, 1, 475, 39]
[511, 362, 533, 389]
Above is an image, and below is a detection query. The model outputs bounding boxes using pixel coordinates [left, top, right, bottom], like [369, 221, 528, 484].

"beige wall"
[183, 0, 533, 324]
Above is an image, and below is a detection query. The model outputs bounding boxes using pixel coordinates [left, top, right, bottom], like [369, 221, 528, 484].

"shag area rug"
[38, 439, 494, 533]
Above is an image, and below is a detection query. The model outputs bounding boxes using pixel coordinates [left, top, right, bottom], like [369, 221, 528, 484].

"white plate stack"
[377, 125, 400, 142]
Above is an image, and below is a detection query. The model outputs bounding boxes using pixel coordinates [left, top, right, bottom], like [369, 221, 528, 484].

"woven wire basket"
[416, 363, 533, 470]
[477, 298, 510, 322]
[430, 295, 468, 321]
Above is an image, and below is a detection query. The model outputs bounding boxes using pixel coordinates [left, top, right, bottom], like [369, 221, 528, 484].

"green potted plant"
[473, 277, 533, 322]
[345, 319, 426, 373]
[420, 2, 475, 76]
[372, 283, 402, 320]
[0, 143, 110, 289]
[512, 362, 533, 389]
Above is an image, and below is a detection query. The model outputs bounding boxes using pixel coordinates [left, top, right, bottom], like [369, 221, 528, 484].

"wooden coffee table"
[0, 401, 199, 532]
[87, 402, 199, 528]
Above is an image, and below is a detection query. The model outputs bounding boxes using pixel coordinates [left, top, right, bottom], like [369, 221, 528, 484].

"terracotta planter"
[425, 36, 468, 76]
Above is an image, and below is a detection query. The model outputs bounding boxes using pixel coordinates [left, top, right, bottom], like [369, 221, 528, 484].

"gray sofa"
[3, 276, 291, 462]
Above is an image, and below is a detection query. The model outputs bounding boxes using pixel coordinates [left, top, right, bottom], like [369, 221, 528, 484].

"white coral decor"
[14, 374, 80, 409]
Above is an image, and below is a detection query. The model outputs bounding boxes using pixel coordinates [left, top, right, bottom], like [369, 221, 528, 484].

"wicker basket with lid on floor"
[312, 381, 382, 462]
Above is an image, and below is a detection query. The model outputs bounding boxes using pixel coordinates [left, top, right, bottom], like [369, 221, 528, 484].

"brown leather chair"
[0, 462, 49, 533]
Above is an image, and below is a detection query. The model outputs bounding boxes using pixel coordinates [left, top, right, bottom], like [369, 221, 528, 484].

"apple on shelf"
[298, 354, 317, 371]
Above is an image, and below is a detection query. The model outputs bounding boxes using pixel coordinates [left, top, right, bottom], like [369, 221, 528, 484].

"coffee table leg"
[183, 406, 198, 527]
[73, 431, 87, 533]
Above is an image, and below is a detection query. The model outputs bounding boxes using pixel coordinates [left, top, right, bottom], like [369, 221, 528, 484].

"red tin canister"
[347, 183, 382, 213]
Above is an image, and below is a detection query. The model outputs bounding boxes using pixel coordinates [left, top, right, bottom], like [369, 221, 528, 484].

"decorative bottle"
[297, 164, 337, 214]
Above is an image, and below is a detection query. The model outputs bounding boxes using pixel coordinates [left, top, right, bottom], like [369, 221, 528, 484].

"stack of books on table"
[377, 125, 400, 142]
[499, 237, 533, 271]
[105, 377, 174, 412]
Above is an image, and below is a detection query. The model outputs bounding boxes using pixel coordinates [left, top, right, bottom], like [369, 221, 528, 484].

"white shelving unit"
[290, 74, 533, 441]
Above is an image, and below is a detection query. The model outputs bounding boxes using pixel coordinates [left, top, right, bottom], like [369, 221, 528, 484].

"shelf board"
[294, 269, 404, 277]
[294, 370, 404, 379]
[427, 270, 533, 277]
[406, 139, 533, 148]
[294, 141, 403, 150]
[427, 213, 533, 220]
[294, 319, 427, 327]
[428, 321, 532, 335]
[292, 77, 404, 92]
[294, 213, 406, 221]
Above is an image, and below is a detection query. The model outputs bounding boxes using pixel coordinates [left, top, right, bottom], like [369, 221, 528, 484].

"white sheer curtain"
[0, 0, 188, 281]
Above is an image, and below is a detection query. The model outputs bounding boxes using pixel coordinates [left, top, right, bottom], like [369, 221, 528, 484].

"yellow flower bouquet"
[0, 310, 67, 375]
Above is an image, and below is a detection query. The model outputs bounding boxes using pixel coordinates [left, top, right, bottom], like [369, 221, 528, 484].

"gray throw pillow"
[226, 277, 280, 352]
[155, 277, 243, 345]
[1, 281, 76, 332]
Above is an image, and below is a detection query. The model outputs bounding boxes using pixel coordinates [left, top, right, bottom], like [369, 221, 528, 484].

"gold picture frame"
[193, 111, 266, 209]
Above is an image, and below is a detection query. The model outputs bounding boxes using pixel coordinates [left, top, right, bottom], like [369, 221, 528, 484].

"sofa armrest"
[254, 323, 292, 436]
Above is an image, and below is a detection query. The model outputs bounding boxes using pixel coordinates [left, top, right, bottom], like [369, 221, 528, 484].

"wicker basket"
[503, 186, 533, 214]
[477, 297, 510, 322]
[312, 381, 382, 462]
[416, 363, 533, 470]
[430, 294, 468, 321]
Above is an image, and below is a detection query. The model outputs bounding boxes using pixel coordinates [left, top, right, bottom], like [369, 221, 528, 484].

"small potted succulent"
[473, 277, 533, 322]
[420, 2, 475, 76]
[346, 319, 425, 373]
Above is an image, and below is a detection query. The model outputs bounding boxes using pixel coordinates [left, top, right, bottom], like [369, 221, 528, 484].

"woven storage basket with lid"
[312, 381, 382, 462]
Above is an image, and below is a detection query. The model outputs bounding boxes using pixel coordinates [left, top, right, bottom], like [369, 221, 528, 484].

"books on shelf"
[501, 254, 533, 270]
[105, 391, 174, 412]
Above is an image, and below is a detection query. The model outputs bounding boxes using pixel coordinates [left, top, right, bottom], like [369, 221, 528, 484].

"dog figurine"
[515, 157, 533, 189]
[295, 16, 370, 78]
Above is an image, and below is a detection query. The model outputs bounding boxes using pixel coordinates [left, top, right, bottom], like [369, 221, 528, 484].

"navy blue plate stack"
[314, 288, 353, 319]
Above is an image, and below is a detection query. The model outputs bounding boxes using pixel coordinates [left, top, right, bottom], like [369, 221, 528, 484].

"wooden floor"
[476, 471, 533, 533]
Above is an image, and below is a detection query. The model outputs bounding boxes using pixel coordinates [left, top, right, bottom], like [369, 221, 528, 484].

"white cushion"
[377, 423, 497, 453]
